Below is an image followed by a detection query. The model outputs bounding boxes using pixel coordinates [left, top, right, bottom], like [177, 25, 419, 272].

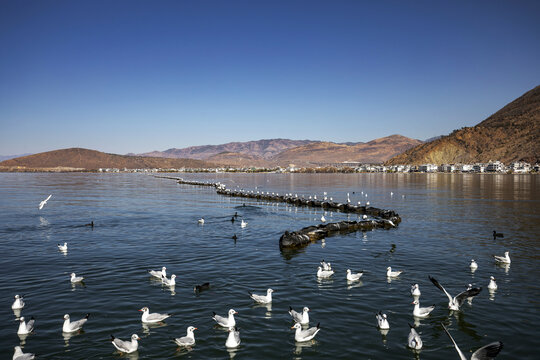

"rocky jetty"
[169, 177, 401, 249]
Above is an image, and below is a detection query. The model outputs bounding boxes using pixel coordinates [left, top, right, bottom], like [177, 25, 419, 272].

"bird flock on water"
[9, 192, 509, 358]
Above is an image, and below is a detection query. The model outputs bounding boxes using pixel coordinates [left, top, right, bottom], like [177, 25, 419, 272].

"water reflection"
[117, 351, 139, 360]
[497, 263, 510, 274]
[293, 339, 317, 356]
[174, 346, 194, 356]
[63, 330, 84, 347]
[346, 280, 364, 290]
[227, 348, 239, 359]
[39, 217, 49, 226]
[489, 288, 496, 301]
[251, 303, 272, 318]
[142, 322, 167, 335]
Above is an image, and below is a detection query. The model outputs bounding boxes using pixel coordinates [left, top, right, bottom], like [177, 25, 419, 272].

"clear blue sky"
[1, 0, 539, 155]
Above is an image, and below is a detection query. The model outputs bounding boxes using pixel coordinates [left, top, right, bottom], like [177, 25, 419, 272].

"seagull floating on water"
[488, 276, 498, 290]
[162, 274, 176, 286]
[470, 259, 478, 270]
[346, 269, 363, 282]
[174, 326, 197, 347]
[225, 327, 241, 348]
[17, 316, 35, 335]
[240, 220, 247, 228]
[198, 218, 204, 224]
[386, 266, 403, 278]
[149, 266, 166, 279]
[289, 306, 310, 325]
[429, 275, 482, 311]
[38, 194, 52, 210]
[213, 309, 237, 328]
[57, 242, 68, 252]
[12, 295, 25, 310]
[411, 284, 421, 297]
[292, 322, 320, 342]
[407, 323, 423, 349]
[63, 313, 89, 333]
[412, 299, 435, 318]
[111, 334, 140, 353]
[139, 306, 172, 323]
[320, 260, 332, 271]
[442, 323, 503, 360]
[493, 251, 511, 264]
[70, 273, 84, 283]
[12, 346, 35, 360]
[317, 266, 334, 278]
[249, 288, 273, 304]
[375, 311, 390, 330]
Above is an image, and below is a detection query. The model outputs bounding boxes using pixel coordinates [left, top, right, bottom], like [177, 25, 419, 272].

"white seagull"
[240, 220, 247, 228]
[57, 242, 68, 252]
[70, 273, 84, 283]
[386, 266, 403, 278]
[320, 215, 326, 222]
[225, 327, 241, 348]
[429, 275, 482, 311]
[493, 251, 511, 264]
[407, 323, 423, 350]
[346, 269, 363, 282]
[12, 294, 25, 310]
[12, 346, 35, 360]
[488, 276, 498, 290]
[139, 306, 172, 323]
[149, 266, 166, 279]
[249, 288, 273, 304]
[375, 311, 390, 330]
[289, 306, 310, 325]
[111, 334, 140, 353]
[317, 266, 334, 278]
[17, 316, 35, 335]
[212, 309, 237, 328]
[38, 194, 52, 210]
[470, 259, 478, 270]
[442, 323, 503, 360]
[162, 274, 176, 286]
[412, 300, 435, 318]
[198, 218, 205, 224]
[174, 326, 197, 347]
[411, 284, 421, 297]
[362, 214, 368, 220]
[63, 313, 89, 333]
[292, 322, 320, 342]
[320, 260, 332, 271]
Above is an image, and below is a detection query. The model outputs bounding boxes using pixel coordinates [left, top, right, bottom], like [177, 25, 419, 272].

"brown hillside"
[206, 152, 273, 168]
[386, 85, 540, 165]
[272, 135, 422, 165]
[0, 148, 213, 171]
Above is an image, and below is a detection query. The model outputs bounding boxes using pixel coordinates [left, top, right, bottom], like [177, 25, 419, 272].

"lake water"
[1, 172, 538, 359]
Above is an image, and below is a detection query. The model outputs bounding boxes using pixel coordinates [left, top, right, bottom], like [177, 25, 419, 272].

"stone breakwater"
[163, 176, 401, 249]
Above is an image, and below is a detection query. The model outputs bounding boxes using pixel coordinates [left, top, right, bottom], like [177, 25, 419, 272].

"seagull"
[317, 266, 334, 278]
[12, 346, 35, 360]
[411, 284, 421, 297]
[320, 215, 326, 222]
[289, 306, 310, 325]
[346, 269, 363, 282]
[70, 273, 84, 283]
[225, 327, 241, 348]
[487, 276, 498, 290]
[38, 194, 52, 210]
[212, 309, 237, 328]
[366, 201, 370, 206]
[493, 251, 511, 264]
[375, 311, 390, 330]
[429, 275, 482, 311]
[57, 242, 68, 252]
[249, 288, 273, 304]
[442, 323, 503, 360]
[292, 322, 320, 342]
[17, 316, 35, 335]
[412, 299, 435, 318]
[12, 295, 25, 310]
[63, 313, 90, 333]
[173, 326, 197, 347]
[362, 214, 368, 220]
[320, 260, 332, 271]
[407, 323, 423, 350]
[470, 259, 478, 270]
[347, 193, 351, 204]
[149, 266, 166, 279]
[162, 274, 176, 286]
[198, 218, 204, 224]
[240, 220, 247, 228]
[386, 266, 403, 278]
[139, 307, 172, 323]
[111, 334, 140, 353]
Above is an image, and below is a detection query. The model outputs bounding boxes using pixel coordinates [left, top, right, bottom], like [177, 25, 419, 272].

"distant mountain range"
[386, 85, 540, 165]
[0, 153, 33, 162]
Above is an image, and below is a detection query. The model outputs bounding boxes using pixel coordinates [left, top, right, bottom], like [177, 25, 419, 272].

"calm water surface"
[1, 173, 539, 359]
